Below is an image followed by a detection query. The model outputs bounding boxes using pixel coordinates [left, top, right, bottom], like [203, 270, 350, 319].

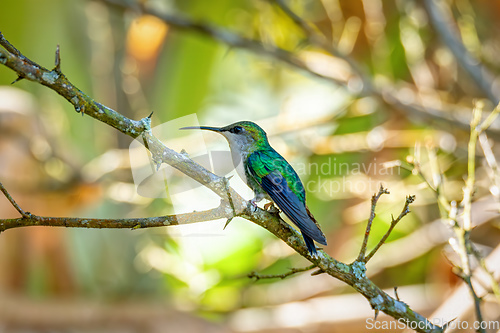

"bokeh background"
[0, 0, 499, 332]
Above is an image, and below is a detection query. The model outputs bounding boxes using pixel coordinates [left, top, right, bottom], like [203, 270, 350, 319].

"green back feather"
[247, 149, 306, 204]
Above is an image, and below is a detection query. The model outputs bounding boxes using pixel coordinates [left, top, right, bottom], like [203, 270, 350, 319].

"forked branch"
[356, 185, 414, 263]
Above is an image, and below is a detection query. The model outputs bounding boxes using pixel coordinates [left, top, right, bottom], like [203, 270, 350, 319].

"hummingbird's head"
[181, 121, 269, 154]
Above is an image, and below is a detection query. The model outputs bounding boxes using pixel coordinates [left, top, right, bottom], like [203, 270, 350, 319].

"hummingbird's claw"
[249, 198, 258, 212]
[264, 202, 280, 214]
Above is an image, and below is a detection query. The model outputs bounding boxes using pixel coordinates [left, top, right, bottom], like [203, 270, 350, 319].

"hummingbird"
[181, 121, 327, 256]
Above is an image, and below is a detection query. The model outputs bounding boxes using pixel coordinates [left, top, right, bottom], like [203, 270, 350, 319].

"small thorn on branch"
[311, 268, 325, 276]
[223, 217, 233, 230]
[11, 75, 24, 84]
[54, 44, 61, 73]
[394, 286, 400, 301]
[222, 177, 236, 220]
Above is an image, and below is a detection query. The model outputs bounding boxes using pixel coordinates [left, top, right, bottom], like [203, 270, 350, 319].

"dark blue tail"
[302, 232, 317, 256]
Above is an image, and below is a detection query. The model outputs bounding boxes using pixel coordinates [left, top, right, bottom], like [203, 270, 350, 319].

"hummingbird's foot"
[249, 198, 258, 212]
[264, 202, 280, 214]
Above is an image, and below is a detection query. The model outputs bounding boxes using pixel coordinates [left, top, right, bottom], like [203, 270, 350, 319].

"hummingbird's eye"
[232, 126, 243, 134]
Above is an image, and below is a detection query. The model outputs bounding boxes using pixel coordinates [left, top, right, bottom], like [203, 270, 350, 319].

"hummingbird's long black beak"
[180, 126, 224, 132]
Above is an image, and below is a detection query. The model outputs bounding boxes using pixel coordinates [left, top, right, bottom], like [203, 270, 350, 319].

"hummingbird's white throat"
[221, 131, 255, 186]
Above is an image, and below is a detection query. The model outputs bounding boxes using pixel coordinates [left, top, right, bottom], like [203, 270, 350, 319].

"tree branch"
[0, 33, 443, 333]
[0, 34, 146, 138]
[0, 182, 234, 232]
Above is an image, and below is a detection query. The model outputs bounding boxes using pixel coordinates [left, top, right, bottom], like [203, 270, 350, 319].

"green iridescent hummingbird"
[181, 121, 327, 256]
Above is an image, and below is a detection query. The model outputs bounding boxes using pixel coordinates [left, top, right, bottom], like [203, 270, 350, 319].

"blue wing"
[259, 171, 327, 247]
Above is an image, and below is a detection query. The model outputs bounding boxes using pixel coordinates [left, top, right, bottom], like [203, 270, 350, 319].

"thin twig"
[53, 44, 61, 73]
[470, 244, 500, 300]
[0, 182, 29, 218]
[0, 31, 39, 67]
[411, 143, 438, 193]
[248, 264, 316, 280]
[365, 195, 415, 262]
[458, 274, 484, 330]
[478, 101, 500, 133]
[452, 101, 500, 333]
[478, 131, 500, 206]
[357, 185, 390, 262]
[394, 286, 400, 301]
[409, 144, 451, 215]
[462, 103, 482, 231]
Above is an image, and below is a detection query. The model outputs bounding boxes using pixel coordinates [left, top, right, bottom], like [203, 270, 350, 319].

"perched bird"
[181, 121, 327, 256]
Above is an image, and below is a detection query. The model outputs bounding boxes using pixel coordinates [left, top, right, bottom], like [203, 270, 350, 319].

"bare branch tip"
[11, 75, 24, 85]
[372, 185, 390, 204]
[54, 44, 61, 73]
[407, 195, 416, 204]
[394, 286, 400, 301]
[379, 184, 390, 194]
